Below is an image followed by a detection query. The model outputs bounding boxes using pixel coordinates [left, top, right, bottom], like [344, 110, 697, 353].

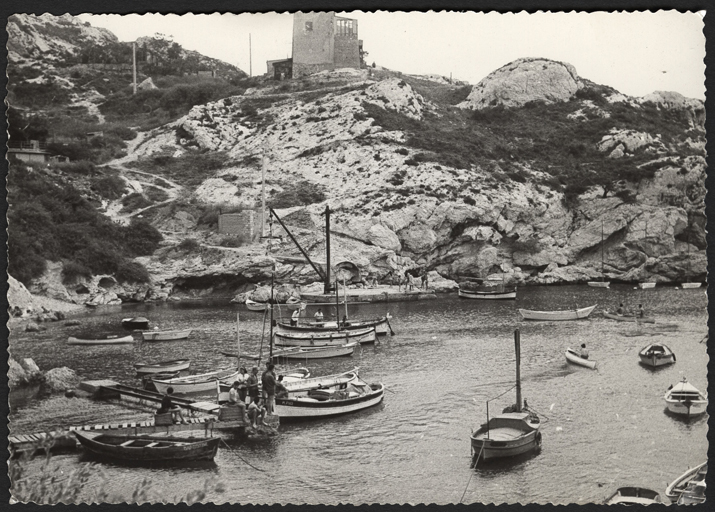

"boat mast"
[601, 220, 605, 282]
[236, 311, 241, 369]
[261, 154, 267, 238]
[269, 268, 274, 360]
[515, 328, 522, 412]
[325, 205, 331, 295]
[343, 277, 348, 320]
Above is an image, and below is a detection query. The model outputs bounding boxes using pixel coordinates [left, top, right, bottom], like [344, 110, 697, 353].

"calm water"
[9, 285, 709, 504]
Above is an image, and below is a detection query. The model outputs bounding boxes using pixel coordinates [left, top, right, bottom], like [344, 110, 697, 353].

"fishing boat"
[275, 374, 384, 419]
[122, 317, 150, 329]
[519, 305, 596, 321]
[470, 329, 542, 464]
[458, 286, 517, 300]
[141, 329, 192, 342]
[266, 342, 358, 360]
[152, 368, 241, 394]
[665, 462, 707, 502]
[677, 480, 707, 505]
[245, 298, 269, 311]
[67, 334, 135, 345]
[565, 348, 597, 369]
[638, 343, 676, 368]
[276, 315, 392, 336]
[664, 378, 708, 417]
[603, 487, 663, 505]
[274, 326, 376, 346]
[134, 359, 191, 375]
[588, 220, 610, 288]
[282, 368, 359, 395]
[74, 431, 220, 461]
[603, 311, 655, 324]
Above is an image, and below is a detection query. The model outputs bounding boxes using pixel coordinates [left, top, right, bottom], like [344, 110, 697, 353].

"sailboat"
[588, 220, 610, 288]
[638, 221, 656, 289]
[680, 224, 702, 289]
[470, 329, 542, 464]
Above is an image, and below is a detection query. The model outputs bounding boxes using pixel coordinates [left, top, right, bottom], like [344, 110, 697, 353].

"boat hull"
[135, 359, 191, 375]
[458, 288, 516, 300]
[565, 349, 597, 369]
[603, 312, 655, 323]
[276, 317, 390, 336]
[604, 487, 662, 505]
[75, 432, 219, 461]
[245, 299, 268, 311]
[275, 343, 357, 360]
[274, 327, 376, 346]
[153, 369, 240, 394]
[639, 354, 675, 367]
[681, 282, 702, 289]
[470, 428, 541, 461]
[276, 384, 384, 419]
[665, 399, 708, 417]
[665, 462, 707, 503]
[519, 305, 597, 321]
[638, 282, 656, 289]
[67, 335, 135, 345]
[587, 281, 610, 288]
[141, 329, 192, 342]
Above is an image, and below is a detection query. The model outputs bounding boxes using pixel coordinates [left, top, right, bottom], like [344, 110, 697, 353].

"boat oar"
[382, 386, 396, 394]
[386, 317, 395, 336]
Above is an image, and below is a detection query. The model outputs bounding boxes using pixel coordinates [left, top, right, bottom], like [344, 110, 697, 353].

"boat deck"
[475, 427, 526, 441]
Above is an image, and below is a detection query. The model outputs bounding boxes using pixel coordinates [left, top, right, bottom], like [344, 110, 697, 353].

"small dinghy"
[152, 368, 241, 394]
[274, 326, 376, 346]
[565, 348, 597, 369]
[677, 480, 707, 505]
[603, 487, 662, 505]
[638, 343, 676, 368]
[67, 334, 135, 345]
[75, 432, 220, 461]
[141, 329, 192, 342]
[122, 317, 150, 329]
[664, 378, 708, 418]
[134, 359, 191, 375]
[665, 462, 707, 502]
[519, 305, 596, 321]
[245, 298, 269, 311]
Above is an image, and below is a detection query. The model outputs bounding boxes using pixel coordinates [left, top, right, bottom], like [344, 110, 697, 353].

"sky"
[78, 10, 706, 100]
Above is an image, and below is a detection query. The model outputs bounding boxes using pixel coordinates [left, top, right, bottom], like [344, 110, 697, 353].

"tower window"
[305, 21, 313, 32]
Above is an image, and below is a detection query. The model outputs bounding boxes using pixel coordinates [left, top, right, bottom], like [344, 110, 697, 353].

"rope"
[488, 384, 516, 402]
[460, 441, 485, 503]
[219, 438, 266, 472]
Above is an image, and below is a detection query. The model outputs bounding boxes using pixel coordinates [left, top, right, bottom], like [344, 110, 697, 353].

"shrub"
[144, 186, 169, 202]
[124, 220, 163, 256]
[268, 181, 326, 209]
[178, 238, 200, 252]
[115, 260, 151, 283]
[61, 260, 92, 283]
[91, 175, 126, 199]
[55, 160, 96, 175]
[121, 193, 152, 212]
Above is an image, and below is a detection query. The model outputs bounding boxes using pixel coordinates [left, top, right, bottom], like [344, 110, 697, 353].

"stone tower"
[292, 12, 361, 78]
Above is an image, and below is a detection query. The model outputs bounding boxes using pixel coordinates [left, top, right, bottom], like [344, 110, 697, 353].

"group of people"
[614, 302, 646, 318]
[226, 363, 290, 428]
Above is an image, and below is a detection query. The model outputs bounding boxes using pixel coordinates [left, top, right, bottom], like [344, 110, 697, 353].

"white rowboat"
[141, 329, 192, 342]
[519, 305, 597, 321]
[276, 378, 384, 419]
[638, 343, 676, 368]
[245, 298, 269, 311]
[665, 462, 707, 502]
[274, 327, 376, 346]
[587, 281, 610, 288]
[664, 378, 708, 417]
[152, 368, 240, 394]
[565, 348, 597, 369]
[458, 287, 517, 300]
[272, 342, 358, 360]
[638, 282, 656, 289]
[604, 487, 662, 505]
[67, 334, 135, 345]
[681, 282, 702, 289]
[135, 359, 191, 375]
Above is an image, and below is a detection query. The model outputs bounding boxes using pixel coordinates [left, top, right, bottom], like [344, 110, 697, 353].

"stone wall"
[218, 210, 263, 241]
[292, 12, 334, 73]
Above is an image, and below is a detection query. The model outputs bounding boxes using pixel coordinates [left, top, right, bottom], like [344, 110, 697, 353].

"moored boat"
[274, 326, 376, 346]
[276, 315, 392, 336]
[638, 343, 676, 368]
[603, 487, 663, 505]
[135, 359, 191, 375]
[677, 480, 707, 505]
[603, 311, 655, 323]
[282, 368, 358, 395]
[74, 431, 220, 461]
[665, 462, 707, 502]
[470, 329, 541, 464]
[458, 287, 517, 300]
[565, 348, 597, 369]
[152, 368, 241, 394]
[67, 334, 135, 345]
[681, 282, 703, 289]
[275, 375, 384, 419]
[664, 378, 708, 417]
[638, 282, 656, 289]
[245, 298, 269, 311]
[587, 281, 610, 288]
[141, 329, 192, 342]
[519, 305, 596, 321]
[122, 317, 150, 329]
[285, 297, 306, 311]
[270, 342, 358, 360]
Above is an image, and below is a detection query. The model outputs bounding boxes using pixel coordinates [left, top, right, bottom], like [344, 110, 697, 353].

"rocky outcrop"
[458, 58, 584, 110]
[43, 367, 81, 393]
[8, 357, 43, 389]
[363, 78, 427, 119]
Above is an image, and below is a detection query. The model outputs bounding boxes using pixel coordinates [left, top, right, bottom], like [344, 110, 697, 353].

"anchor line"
[460, 442, 485, 503]
[219, 438, 266, 472]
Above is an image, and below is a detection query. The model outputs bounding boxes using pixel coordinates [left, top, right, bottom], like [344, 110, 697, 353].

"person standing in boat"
[291, 308, 300, 326]
[421, 272, 429, 290]
[236, 367, 249, 403]
[262, 363, 277, 415]
[636, 304, 645, 318]
[247, 367, 260, 404]
[314, 308, 324, 322]
[580, 343, 589, 360]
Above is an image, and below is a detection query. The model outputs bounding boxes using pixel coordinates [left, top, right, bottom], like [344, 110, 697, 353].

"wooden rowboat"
[587, 281, 610, 288]
[152, 368, 241, 394]
[665, 462, 707, 502]
[74, 431, 219, 461]
[141, 329, 192, 342]
[664, 378, 708, 417]
[603, 312, 655, 324]
[638, 282, 656, 289]
[681, 282, 702, 289]
[458, 287, 517, 300]
[604, 487, 662, 505]
[638, 343, 676, 368]
[285, 297, 306, 311]
[677, 480, 707, 505]
[276, 377, 384, 419]
[265, 342, 358, 360]
[135, 359, 191, 375]
[67, 334, 135, 346]
[276, 315, 391, 336]
[122, 317, 150, 329]
[245, 298, 269, 311]
[519, 305, 597, 321]
[274, 327, 376, 346]
[565, 348, 597, 369]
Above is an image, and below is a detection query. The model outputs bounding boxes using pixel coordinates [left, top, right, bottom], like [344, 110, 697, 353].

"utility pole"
[324, 205, 331, 295]
[132, 42, 137, 95]
[261, 154, 266, 237]
[249, 33, 252, 77]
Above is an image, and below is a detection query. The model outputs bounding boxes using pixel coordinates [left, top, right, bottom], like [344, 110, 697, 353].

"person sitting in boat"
[157, 387, 188, 424]
[314, 309, 324, 322]
[275, 375, 289, 399]
[616, 303, 625, 316]
[247, 398, 267, 429]
[341, 315, 350, 327]
[580, 343, 589, 360]
[636, 304, 645, 318]
[291, 309, 300, 326]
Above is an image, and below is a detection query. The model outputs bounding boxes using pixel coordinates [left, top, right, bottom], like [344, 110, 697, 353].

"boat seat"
[145, 442, 159, 448]
[120, 440, 135, 446]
